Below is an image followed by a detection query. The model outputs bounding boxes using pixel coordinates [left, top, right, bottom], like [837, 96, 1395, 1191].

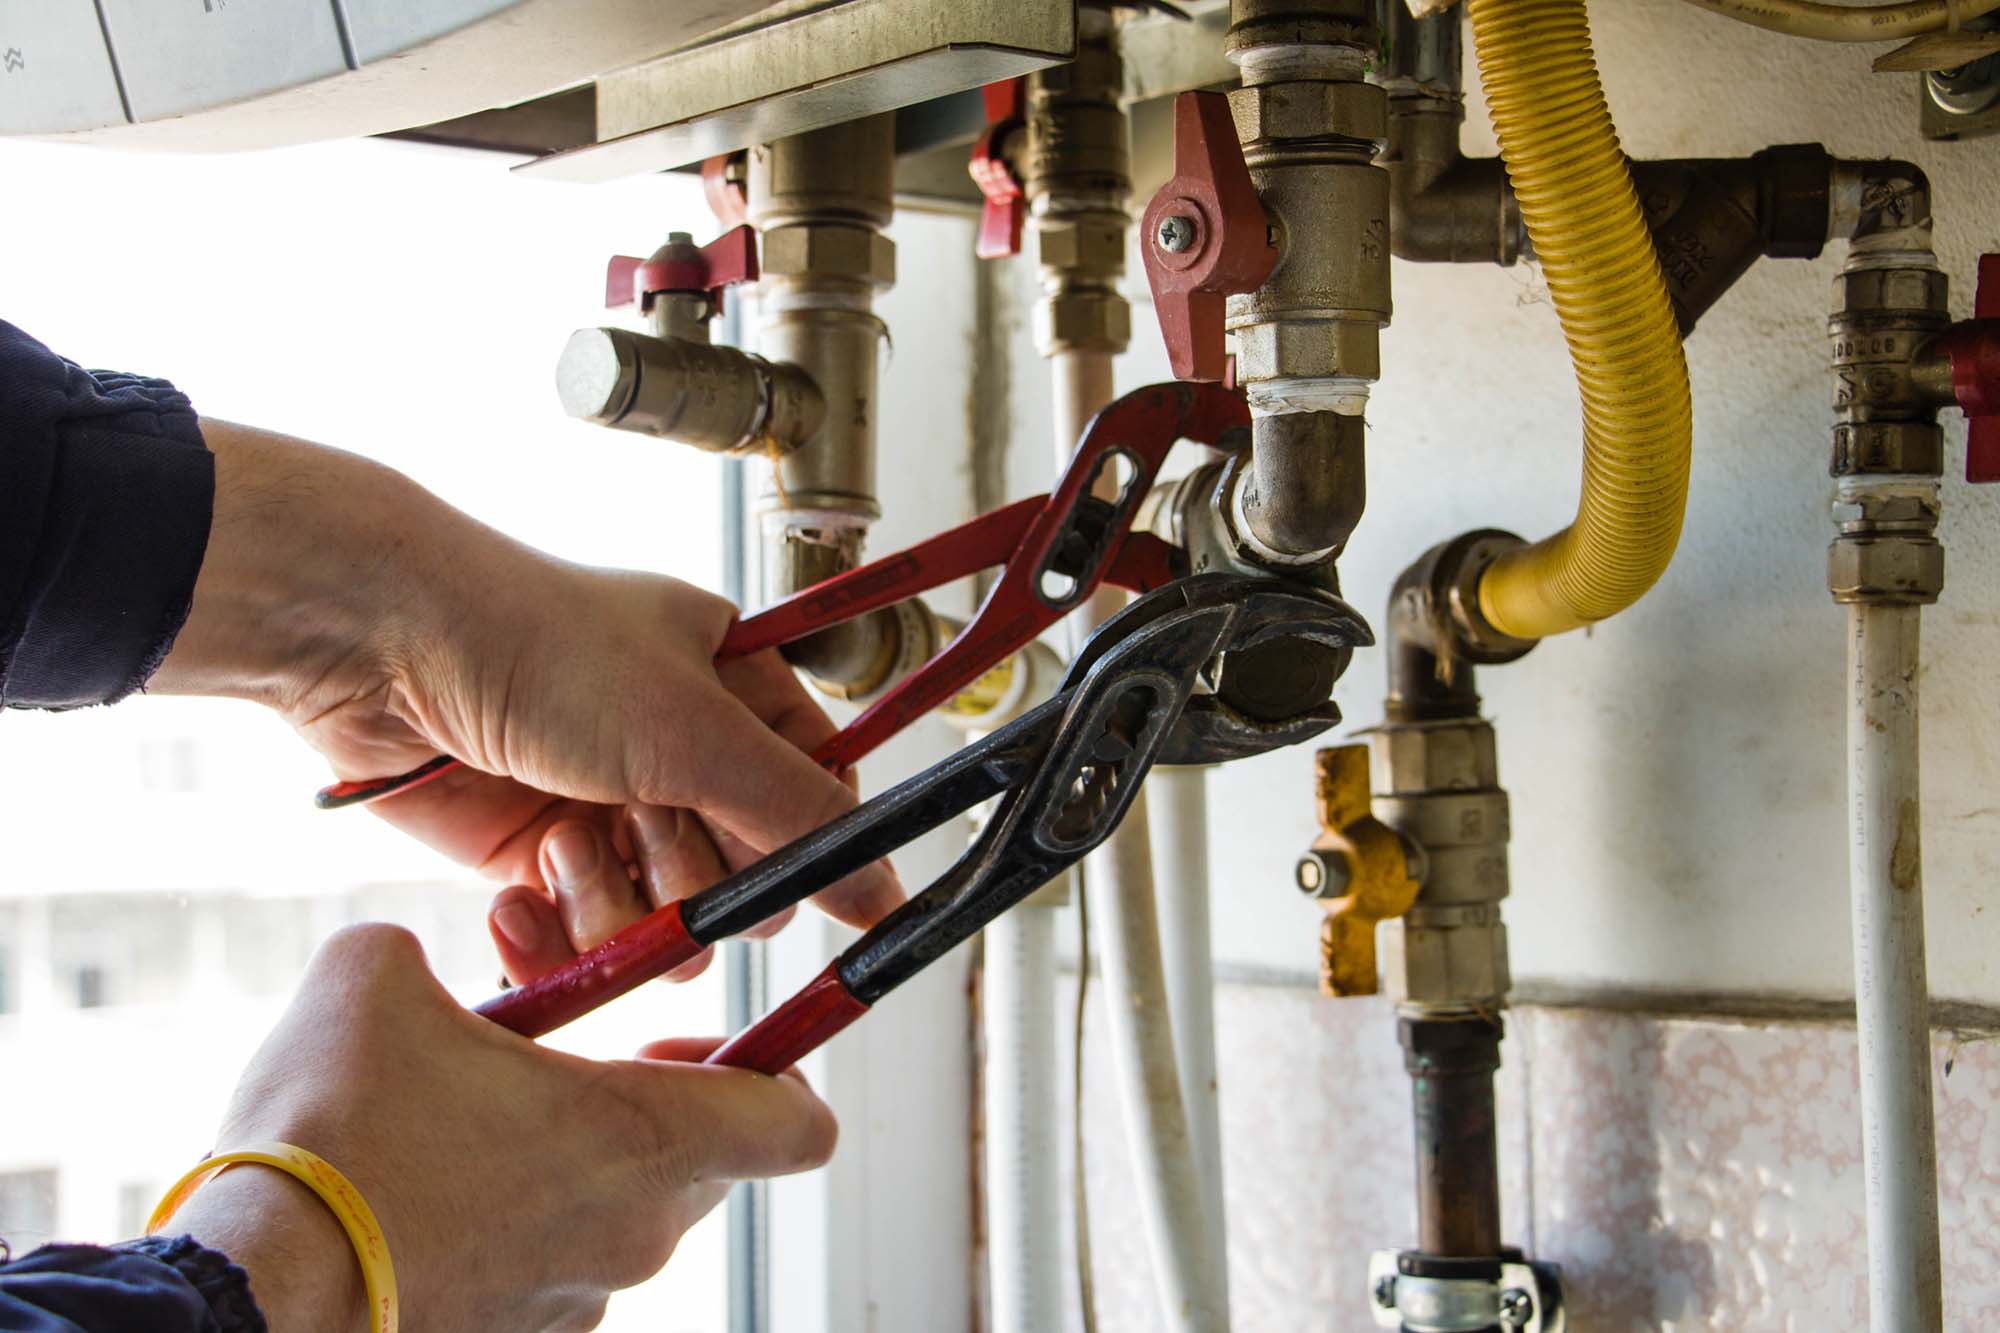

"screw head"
[1372, 1274, 1397, 1309]
[1156, 214, 1197, 254]
[1499, 1287, 1533, 1328]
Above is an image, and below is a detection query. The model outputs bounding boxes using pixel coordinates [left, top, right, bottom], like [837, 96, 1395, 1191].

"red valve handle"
[1139, 91, 1277, 382]
[702, 151, 750, 228]
[1939, 253, 2000, 483]
[605, 225, 760, 315]
[969, 78, 1027, 261]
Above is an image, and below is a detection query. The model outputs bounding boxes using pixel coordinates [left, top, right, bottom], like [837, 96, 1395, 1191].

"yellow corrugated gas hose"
[1466, 0, 1694, 641]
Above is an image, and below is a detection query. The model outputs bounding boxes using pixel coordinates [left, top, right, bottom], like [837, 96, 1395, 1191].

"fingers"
[487, 884, 573, 984]
[542, 820, 649, 954]
[680, 690, 906, 930]
[623, 1049, 838, 1180]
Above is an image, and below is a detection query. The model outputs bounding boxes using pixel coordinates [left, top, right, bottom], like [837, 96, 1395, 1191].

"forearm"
[149, 421, 541, 717]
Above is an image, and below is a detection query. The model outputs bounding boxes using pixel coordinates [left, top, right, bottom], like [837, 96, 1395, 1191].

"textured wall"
[1062, 982, 2000, 1331]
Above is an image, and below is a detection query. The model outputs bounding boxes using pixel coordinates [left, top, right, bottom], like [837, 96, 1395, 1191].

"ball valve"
[1139, 91, 1278, 382]
[558, 225, 825, 456]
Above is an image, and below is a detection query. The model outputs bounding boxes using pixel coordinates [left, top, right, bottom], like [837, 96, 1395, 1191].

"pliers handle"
[470, 575, 1371, 1065]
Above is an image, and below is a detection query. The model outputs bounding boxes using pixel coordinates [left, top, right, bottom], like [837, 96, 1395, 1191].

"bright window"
[0, 135, 736, 1330]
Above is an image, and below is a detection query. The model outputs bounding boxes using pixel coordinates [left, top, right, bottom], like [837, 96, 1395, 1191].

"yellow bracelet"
[147, 1140, 398, 1333]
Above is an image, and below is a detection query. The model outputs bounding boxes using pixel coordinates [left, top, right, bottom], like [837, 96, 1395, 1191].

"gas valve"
[1139, 90, 1277, 382]
[1932, 253, 2000, 482]
[968, 78, 1027, 261]
[1297, 744, 1421, 998]
[604, 225, 759, 327]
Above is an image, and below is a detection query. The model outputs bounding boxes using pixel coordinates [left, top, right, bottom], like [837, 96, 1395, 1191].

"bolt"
[1499, 1287, 1534, 1328]
[1372, 1274, 1397, 1310]
[1156, 214, 1197, 254]
[1295, 849, 1349, 900]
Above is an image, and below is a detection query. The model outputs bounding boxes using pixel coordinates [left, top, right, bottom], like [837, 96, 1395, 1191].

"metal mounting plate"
[516, 0, 1075, 183]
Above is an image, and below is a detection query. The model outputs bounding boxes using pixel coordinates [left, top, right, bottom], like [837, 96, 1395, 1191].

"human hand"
[172, 924, 836, 1333]
[152, 423, 902, 947]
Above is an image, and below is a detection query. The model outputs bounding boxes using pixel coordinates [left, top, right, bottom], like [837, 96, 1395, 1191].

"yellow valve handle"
[1311, 745, 1421, 998]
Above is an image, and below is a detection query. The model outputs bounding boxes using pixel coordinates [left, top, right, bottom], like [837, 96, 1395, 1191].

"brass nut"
[1036, 218, 1127, 279]
[1381, 917, 1510, 1009]
[1833, 265, 1948, 318]
[1828, 535, 1944, 605]
[1369, 721, 1498, 795]
[1831, 421, 1944, 478]
[760, 225, 896, 286]
[1228, 80, 1387, 148]
[1230, 318, 1381, 384]
[1034, 291, 1131, 356]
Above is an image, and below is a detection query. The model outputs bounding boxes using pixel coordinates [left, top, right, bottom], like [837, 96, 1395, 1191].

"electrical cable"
[1679, 0, 2000, 41]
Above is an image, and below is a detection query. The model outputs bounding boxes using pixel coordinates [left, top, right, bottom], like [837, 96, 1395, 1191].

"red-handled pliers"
[314, 381, 1248, 809]
[474, 573, 1370, 1053]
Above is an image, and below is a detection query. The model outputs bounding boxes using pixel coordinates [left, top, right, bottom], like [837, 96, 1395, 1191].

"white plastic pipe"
[1148, 765, 1228, 1248]
[1846, 595, 1944, 1333]
[1054, 348, 1230, 1332]
[983, 904, 1062, 1331]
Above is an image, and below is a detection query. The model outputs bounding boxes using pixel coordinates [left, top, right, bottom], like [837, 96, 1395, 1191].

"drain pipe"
[1027, 9, 1230, 1330]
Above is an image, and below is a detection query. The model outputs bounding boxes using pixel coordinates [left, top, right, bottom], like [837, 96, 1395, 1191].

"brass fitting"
[555, 327, 823, 457]
[760, 225, 897, 287]
[1371, 716, 1512, 1014]
[1829, 478, 1944, 606]
[1220, 0, 1391, 564]
[1023, 5, 1131, 358]
[1304, 744, 1421, 997]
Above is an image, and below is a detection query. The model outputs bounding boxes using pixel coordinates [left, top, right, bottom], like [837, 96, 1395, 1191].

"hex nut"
[760, 224, 897, 287]
[1229, 318, 1381, 384]
[1828, 534, 1944, 605]
[1036, 217, 1127, 279]
[1382, 917, 1511, 1009]
[1831, 421, 1944, 478]
[1833, 265, 1948, 318]
[1369, 721, 1498, 795]
[1034, 291, 1132, 356]
[1228, 80, 1387, 148]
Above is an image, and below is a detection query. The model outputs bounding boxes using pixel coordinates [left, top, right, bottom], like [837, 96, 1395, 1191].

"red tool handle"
[475, 901, 704, 1039]
[314, 754, 463, 811]
[704, 963, 870, 1075]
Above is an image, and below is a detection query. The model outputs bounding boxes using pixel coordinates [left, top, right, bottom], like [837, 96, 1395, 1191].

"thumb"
[619, 1051, 839, 1182]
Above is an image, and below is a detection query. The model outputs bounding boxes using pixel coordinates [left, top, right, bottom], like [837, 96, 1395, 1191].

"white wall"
[1004, 0, 2000, 1006]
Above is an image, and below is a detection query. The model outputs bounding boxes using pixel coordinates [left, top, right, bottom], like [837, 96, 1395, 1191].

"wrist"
[172, 1163, 368, 1332]
[151, 422, 482, 714]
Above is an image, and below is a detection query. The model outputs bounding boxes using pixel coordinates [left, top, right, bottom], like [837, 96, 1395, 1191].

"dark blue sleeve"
[0, 1238, 264, 1332]
[0, 319, 214, 710]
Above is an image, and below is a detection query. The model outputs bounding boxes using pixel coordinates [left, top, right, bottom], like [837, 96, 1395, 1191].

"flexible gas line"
[1678, 0, 2000, 42]
[1466, 0, 1694, 641]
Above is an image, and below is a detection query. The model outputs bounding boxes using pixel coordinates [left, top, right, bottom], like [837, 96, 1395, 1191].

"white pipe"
[1847, 595, 1944, 1333]
[983, 904, 1062, 1331]
[1055, 348, 1230, 1332]
[1148, 766, 1227, 1248]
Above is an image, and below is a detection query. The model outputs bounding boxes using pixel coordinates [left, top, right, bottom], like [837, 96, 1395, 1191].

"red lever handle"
[1139, 91, 1277, 382]
[705, 963, 870, 1074]
[1940, 253, 2000, 483]
[703, 151, 750, 229]
[605, 225, 761, 315]
[475, 901, 704, 1040]
[969, 78, 1027, 261]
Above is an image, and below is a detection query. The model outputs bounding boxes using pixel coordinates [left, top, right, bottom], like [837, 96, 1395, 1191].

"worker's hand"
[152, 423, 902, 937]
[172, 924, 836, 1333]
